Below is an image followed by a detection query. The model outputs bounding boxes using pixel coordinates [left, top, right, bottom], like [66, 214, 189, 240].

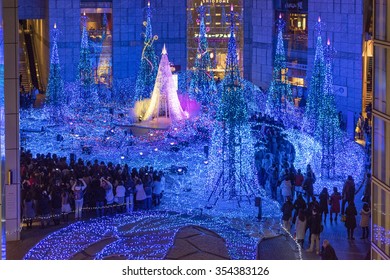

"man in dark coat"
[321, 239, 338, 260]
[306, 208, 322, 254]
[341, 175, 355, 215]
[302, 172, 314, 203]
[345, 201, 357, 240]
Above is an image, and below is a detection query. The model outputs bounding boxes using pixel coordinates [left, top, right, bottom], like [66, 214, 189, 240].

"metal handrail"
[27, 26, 43, 92]
[19, 27, 32, 91]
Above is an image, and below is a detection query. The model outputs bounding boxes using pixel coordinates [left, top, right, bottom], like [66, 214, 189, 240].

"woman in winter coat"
[359, 203, 371, 239]
[295, 209, 307, 248]
[280, 176, 292, 202]
[23, 191, 35, 229]
[329, 187, 341, 222]
[345, 201, 358, 240]
[319, 187, 329, 223]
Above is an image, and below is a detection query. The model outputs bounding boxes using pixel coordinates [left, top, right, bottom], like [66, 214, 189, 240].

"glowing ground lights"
[24, 211, 281, 260]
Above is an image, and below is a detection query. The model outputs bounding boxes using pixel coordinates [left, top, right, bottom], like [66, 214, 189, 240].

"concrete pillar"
[3, 0, 21, 243]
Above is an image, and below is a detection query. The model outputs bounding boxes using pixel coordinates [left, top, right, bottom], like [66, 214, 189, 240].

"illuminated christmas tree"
[266, 14, 292, 116]
[189, 4, 216, 105]
[207, 5, 261, 208]
[135, 1, 158, 101]
[142, 45, 187, 122]
[305, 16, 326, 133]
[78, 12, 94, 102]
[316, 39, 341, 178]
[46, 23, 64, 119]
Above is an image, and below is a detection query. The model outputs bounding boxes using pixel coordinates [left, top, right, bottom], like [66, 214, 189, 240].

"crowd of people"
[19, 108, 372, 260]
[280, 172, 371, 260]
[20, 85, 40, 109]
[250, 111, 371, 260]
[20, 149, 166, 229]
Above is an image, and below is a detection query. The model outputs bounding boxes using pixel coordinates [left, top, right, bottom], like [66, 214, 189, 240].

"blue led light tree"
[266, 14, 292, 116]
[304, 16, 326, 133]
[135, 1, 158, 102]
[207, 5, 261, 207]
[221, 5, 227, 26]
[316, 39, 341, 178]
[79, 13, 95, 100]
[189, 4, 217, 105]
[46, 23, 64, 121]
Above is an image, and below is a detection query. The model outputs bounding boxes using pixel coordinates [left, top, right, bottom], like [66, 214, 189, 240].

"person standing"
[134, 179, 146, 210]
[37, 190, 51, 228]
[345, 201, 358, 240]
[281, 197, 294, 234]
[341, 175, 355, 216]
[23, 191, 35, 229]
[319, 187, 329, 223]
[93, 177, 106, 217]
[329, 187, 342, 223]
[31, 86, 39, 108]
[61, 189, 71, 223]
[50, 184, 62, 225]
[292, 193, 306, 224]
[114, 180, 126, 213]
[102, 177, 114, 215]
[280, 176, 292, 202]
[295, 209, 307, 248]
[363, 173, 371, 203]
[306, 207, 322, 255]
[269, 164, 279, 200]
[302, 172, 314, 203]
[152, 175, 163, 206]
[72, 178, 87, 220]
[360, 203, 371, 239]
[294, 169, 304, 195]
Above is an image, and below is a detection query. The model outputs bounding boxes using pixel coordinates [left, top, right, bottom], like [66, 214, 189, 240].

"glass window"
[187, 0, 244, 78]
[374, 46, 390, 115]
[275, 12, 308, 87]
[80, 8, 113, 87]
[372, 117, 390, 185]
[374, 0, 390, 41]
[285, 12, 308, 52]
[372, 182, 390, 258]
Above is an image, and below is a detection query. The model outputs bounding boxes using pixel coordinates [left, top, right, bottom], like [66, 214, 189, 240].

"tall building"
[371, 0, 390, 260]
[248, 0, 364, 135]
[187, 0, 244, 78]
[16, 0, 365, 130]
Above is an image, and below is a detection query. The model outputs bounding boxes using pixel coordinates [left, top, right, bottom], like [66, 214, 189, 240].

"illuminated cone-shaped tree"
[189, 4, 216, 105]
[78, 12, 95, 103]
[142, 45, 187, 122]
[46, 23, 64, 121]
[266, 14, 292, 116]
[135, 1, 158, 102]
[207, 5, 261, 208]
[304, 16, 326, 133]
[316, 39, 341, 178]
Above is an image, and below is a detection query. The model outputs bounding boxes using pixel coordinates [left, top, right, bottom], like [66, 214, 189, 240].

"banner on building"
[275, 0, 308, 12]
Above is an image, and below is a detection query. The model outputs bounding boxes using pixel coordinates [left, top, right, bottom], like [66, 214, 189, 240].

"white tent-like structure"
[142, 45, 188, 122]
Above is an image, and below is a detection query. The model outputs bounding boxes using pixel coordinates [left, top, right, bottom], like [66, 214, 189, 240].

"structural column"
[3, 0, 20, 243]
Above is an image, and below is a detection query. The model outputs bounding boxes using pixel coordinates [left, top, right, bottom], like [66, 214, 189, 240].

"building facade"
[16, 0, 365, 127]
[249, 0, 364, 135]
[371, 0, 390, 260]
